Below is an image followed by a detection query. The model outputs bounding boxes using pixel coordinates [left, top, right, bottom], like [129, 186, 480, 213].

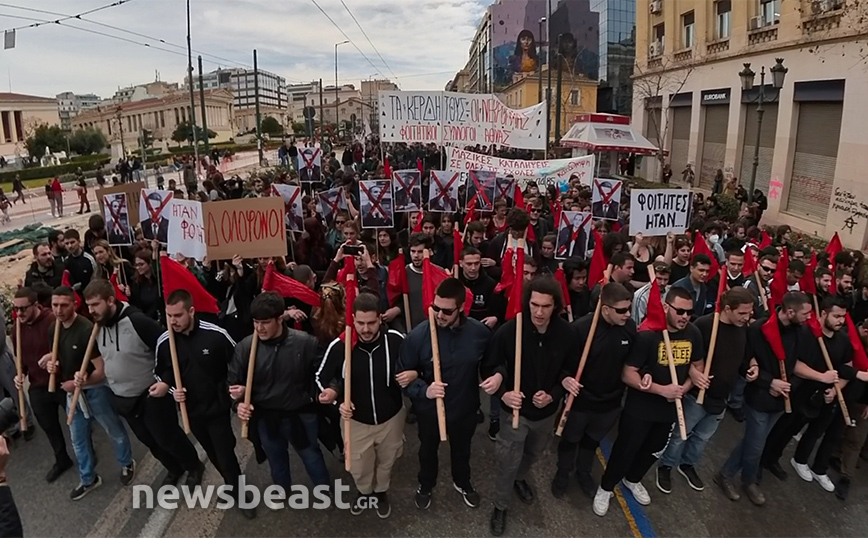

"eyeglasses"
[666, 305, 693, 316]
[529, 208, 540, 213]
[760, 265, 776, 272]
[336, 220, 347, 226]
[605, 305, 631, 314]
[431, 305, 457, 316]
[13, 304, 32, 312]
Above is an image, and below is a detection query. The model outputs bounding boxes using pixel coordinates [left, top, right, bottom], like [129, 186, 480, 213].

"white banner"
[379, 91, 547, 150]
[629, 189, 694, 236]
[446, 146, 594, 190]
[167, 199, 207, 261]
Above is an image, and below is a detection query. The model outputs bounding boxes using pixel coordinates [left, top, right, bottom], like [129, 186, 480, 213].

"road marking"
[596, 441, 658, 538]
[86, 453, 162, 538]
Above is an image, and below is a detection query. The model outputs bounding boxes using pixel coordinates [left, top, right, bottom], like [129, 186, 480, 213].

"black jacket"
[460, 271, 504, 323]
[156, 318, 236, 418]
[24, 259, 65, 289]
[745, 315, 812, 413]
[569, 314, 637, 412]
[316, 329, 405, 426]
[64, 251, 97, 291]
[486, 231, 538, 281]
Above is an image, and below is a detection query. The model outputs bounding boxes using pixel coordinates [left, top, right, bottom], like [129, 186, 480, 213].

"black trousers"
[417, 411, 477, 491]
[600, 413, 672, 492]
[556, 406, 621, 479]
[110, 391, 199, 476]
[29, 386, 72, 465]
[762, 398, 838, 473]
[190, 412, 241, 488]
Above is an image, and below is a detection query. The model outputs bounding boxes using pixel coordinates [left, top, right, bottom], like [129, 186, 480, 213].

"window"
[160, 111, 165, 128]
[570, 90, 580, 106]
[682, 12, 695, 48]
[716, 1, 731, 38]
[761, 0, 780, 25]
[653, 23, 665, 51]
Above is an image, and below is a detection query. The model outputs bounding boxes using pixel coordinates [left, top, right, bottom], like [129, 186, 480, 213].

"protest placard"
[271, 184, 304, 232]
[297, 146, 322, 182]
[392, 169, 422, 212]
[317, 188, 347, 227]
[629, 189, 694, 236]
[359, 179, 394, 229]
[495, 175, 516, 203]
[167, 199, 206, 261]
[204, 197, 287, 260]
[103, 193, 133, 246]
[446, 146, 593, 190]
[139, 189, 173, 243]
[591, 178, 621, 221]
[555, 211, 592, 260]
[428, 170, 460, 212]
[97, 182, 146, 226]
[466, 170, 497, 211]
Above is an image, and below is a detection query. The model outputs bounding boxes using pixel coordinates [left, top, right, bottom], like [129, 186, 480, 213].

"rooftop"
[0, 92, 56, 103]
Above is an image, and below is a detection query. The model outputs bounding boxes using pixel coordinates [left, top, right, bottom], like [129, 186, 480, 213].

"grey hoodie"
[98, 302, 164, 398]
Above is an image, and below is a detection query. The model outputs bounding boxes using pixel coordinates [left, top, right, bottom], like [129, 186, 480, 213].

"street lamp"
[538, 17, 546, 104]
[739, 58, 787, 204]
[335, 40, 350, 135]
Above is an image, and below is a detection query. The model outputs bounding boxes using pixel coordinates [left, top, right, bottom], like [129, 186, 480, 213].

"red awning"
[560, 121, 660, 155]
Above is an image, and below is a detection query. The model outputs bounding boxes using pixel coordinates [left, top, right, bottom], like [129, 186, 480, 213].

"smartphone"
[343, 245, 363, 256]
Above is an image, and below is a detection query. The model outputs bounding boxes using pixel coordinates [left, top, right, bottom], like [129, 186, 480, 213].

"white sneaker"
[811, 471, 835, 492]
[593, 486, 613, 517]
[621, 479, 651, 506]
[790, 458, 813, 482]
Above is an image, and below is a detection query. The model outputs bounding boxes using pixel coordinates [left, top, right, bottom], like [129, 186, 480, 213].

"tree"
[68, 127, 108, 155]
[260, 116, 284, 136]
[291, 122, 306, 134]
[139, 129, 153, 151]
[171, 121, 217, 144]
[24, 124, 68, 161]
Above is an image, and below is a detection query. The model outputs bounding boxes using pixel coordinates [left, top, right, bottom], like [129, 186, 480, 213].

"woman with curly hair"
[311, 282, 346, 347]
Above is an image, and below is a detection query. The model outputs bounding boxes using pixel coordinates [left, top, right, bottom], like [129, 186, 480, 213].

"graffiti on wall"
[831, 187, 868, 234]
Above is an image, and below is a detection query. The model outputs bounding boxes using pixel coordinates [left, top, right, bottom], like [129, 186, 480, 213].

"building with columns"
[0, 92, 60, 160]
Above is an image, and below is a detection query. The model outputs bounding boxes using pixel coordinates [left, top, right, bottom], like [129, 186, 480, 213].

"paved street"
[6, 396, 868, 538]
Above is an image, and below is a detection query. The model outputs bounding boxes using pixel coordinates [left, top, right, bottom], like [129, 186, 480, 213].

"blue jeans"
[720, 403, 783, 486]
[257, 412, 330, 490]
[728, 377, 746, 410]
[659, 393, 724, 468]
[68, 385, 133, 486]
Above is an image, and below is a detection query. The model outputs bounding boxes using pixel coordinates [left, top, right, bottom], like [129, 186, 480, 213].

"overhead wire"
[0, 0, 135, 32]
[308, 0, 387, 81]
[337, 0, 399, 83]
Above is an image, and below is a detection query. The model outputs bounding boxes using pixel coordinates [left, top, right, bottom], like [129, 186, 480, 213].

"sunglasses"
[431, 305, 457, 316]
[13, 304, 32, 312]
[605, 305, 630, 314]
[760, 265, 776, 272]
[666, 305, 694, 316]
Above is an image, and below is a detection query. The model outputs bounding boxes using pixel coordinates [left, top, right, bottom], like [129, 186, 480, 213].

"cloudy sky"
[0, 0, 489, 98]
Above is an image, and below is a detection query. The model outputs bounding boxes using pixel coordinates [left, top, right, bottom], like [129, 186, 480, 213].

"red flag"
[691, 234, 720, 277]
[412, 210, 424, 233]
[463, 197, 477, 227]
[825, 232, 843, 270]
[588, 230, 609, 287]
[742, 246, 757, 277]
[384, 157, 392, 179]
[453, 228, 463, 268]
[845, 313, 868, 371]
[639, 278, 667, 332]
[417, 157, 424, 173]
[495, 247, 516, 295]
[805, 312, 824, 339]
[506, 245, 525, 320]
[800, 251, 817, 295]
[262, 263, 321, 307]
[61, 270, 82, 311]
[109, 273, 128, 302]
[550, 198, 562, 230]
[759, 230, 772, 250]
[714, 267, 727, 313]
[525, 223, 536, 244]
[514, 183, 525, 210]
[160, 256, 220, 314]
[769, 248, 789, 306]
[554, 268, 571, 310]
[339, 257, 358, 348]
[760, 314, 787, 363]
[422, 257, 472, 316]
[386, 256, 408, 306]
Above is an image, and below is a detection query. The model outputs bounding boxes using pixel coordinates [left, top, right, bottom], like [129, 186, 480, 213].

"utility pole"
[254, 49, 263, 165]
[318, 78, 324, 142]
[545, 0, 552, 157]
[197, 55, 210, 156]
[554, 34, 563, 146]
[186, 0, 199, 177]
[335, 40, 349, 138]
[116, 106, 126, 157]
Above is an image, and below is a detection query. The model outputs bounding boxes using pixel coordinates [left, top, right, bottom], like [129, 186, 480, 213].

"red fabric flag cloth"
[800, 251, 818, 295]
[691, 234, 720, 276]
[845, 313, 868, 371]
[759, 230, 772, 250]
[742, 246, 757, 277]
[495, 247, 516, 294]
[384, 157, 392, 179]
[463, 197, 477, 228]
[339, 257, 358, 348]
[760, 313, 787, 363]
[550, 198, 562, 230]
[61, 270, 82, 311]
[505, 245, 525, 320]
[554, 268, 571, 310]
[588, 230, 609, 287]
[514, 183, 525, 210]
[412, 210, 424, 233]
[639, 278, 667, 332]
[525, 223, 536, 244]
[769, 248, 790, 306]
[453, 228, 463, 267]
[422, 257, 472, 316]
[262, 263, 321, 307]
[417, 158, 424, 173]
[805, 312, 824, 339]
[826, 232, 843, 269]
[386, 256, 408, 306]
[109, 273, 128, 302]
[714, 267, 727, 312]
[160, 256, 220, 314]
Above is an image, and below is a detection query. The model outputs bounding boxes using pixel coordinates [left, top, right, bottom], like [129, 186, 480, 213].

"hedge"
[0, 160, 108, 183]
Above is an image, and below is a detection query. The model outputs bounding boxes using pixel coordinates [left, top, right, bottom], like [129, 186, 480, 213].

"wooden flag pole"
[817, 336, 854, 426]
[754, 271, 769, 313]
[48, 318, 61, 393]
[424, 250, 448, 442]
[779, 360, 792, 414]
[512, 238, 526, 430]
[166, 324, 191, 434]
[14, 319, 26, 432]
[662, 329, 689, 440]
[240, 332, 259, 439]
[813, 294, 820, 318]
[343, 273, 355, 472]
[67, 323, 100, 424]
[697, 268, 725, 405]
[555, 263, 613, 436]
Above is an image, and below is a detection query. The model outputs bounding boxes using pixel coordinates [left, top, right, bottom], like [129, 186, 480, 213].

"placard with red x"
[591, 178, 622, 221]
[555, 211, 592, 259]
[392, 169, 422, 212]
[298, 147, 322, 182]
[359, 179, 394, 229]
[495, 176, 515, 202]
[103, 193, 133, 246]
[272, 184, 304, 232]
[467, 170, 496, 211]
[317, 187, 347, 227]
[428, 170, 460, 213]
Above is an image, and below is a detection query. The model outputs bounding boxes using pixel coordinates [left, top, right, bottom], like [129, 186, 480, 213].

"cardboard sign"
[317, 188, 347, 227]
[139, 189, 173, 243]
[359, 179, 394, 229]
[203, 197, 287, 260]
[103, 193, 133, 246]
[446, 147, 594, 190]
[97, 182, 146, 226]
[167, 199, 206, 261]
[466, 170, 497, 211]
[591, 178, 622, 221]
[555, 211, 592, 260]
[392, 169, 422, 212]
[495, 176, 516, 203]
[271, 184, 304, 232]
[629, 189, 694, 236]
[297, 146, 322, 182]
[428, 170, 460, 213]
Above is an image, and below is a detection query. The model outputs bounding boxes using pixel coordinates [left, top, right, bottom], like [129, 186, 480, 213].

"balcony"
[802, 3, 844, 35]
[673, 48, 693, 63]
[748, 25, 778, 46]
[648, 57, 663, 70]
[706, 38, 730, 55]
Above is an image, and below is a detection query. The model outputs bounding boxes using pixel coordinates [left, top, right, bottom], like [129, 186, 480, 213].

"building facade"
[360, 79, 399, 128]
[633, 0, 868, 248]
[590, 0, 636, 115]
[113, 81, 180, 103]
[287, 81, 318, 123]
[306, 83, 363, 127]
[187, 68, 287, 111]
[56, 92, 102, 131]
[0, 92, 60, 159]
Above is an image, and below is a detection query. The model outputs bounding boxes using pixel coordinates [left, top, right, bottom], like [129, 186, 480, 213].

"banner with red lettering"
[167, 199, 206, 261]
[203, 197, 288, 260]
[378, 91, 547, 150]
[446, 146, 594, 190]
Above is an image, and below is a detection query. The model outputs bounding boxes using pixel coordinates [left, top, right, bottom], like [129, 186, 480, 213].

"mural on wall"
[490, 0, 599, 91]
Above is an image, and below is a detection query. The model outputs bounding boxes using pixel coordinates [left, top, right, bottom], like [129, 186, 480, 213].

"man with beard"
[657, 288, 754, 494]
[553, 283, 636, 500]
[382, 233, 431, 332]
[563, 259, 591, 320]
[706, 250, 746, 306]
[24, 242, 64, 289]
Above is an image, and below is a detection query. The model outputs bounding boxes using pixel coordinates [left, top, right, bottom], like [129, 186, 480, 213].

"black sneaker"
[23, 428, 35, 442]
[729, 406, 745, 423]
[46, 459, 73, 483]
[513, 480, 534, 505]
[414, 485, 432, 509]
[476, 408, 485, 424]
[350, 492, 367, 515]
[70, 475, 102, 500]
[835, 477, 850, 501]
[185, 461, 205, 487]
[120, 460, 136, 486]
[488, 421, 500, 441]
[490, 507, 507, 536]
[374, 491, 390, 519]
[551, 474, 569, 499]
[575, 470, 596, 499]
[453, 482, 481, 508]
[677, 465, 704, 491]
[656, 466, 672, 494]
[161, 470, 183, 488]
[829, 456, 842, 474]
[764, 461, 788, 481]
